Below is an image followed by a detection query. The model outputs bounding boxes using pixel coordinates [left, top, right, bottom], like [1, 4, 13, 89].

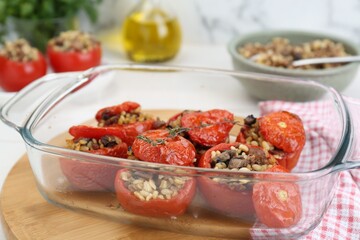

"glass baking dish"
[1, 64, 360, 239]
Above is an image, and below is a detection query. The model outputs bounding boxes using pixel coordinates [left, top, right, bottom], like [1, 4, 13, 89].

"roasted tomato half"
[236, 111, 305, 170]
[60, 133, 128, 191]
[115, 169, 196, 217]
[47, 31, 101, 72]
[0, 39, 47, 92]
[252, 165, 302, 228]
[70, 102, 166, 146]
[197, 142, 278, 219]
[69, 122, 154, 147]
[94, 101, 165, 144]
[180, 109, 234, 147]
[132, 129, 196, 166]
[95, 101, 141, 123]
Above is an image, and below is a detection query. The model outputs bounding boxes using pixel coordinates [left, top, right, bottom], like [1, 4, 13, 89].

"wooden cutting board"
[0, 156, 250, 240]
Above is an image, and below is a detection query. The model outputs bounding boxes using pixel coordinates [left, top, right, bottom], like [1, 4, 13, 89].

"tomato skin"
[0, 52, 47, 92]
[197, 176, 255, 218]
[258, 111, 305, 170]
[69, 122, 154, 146]
[259, 111, 305, 154]
[88, 144, 128, 158]
[252, 166, 302, 228]
[95, 101, 141, 122]
[132, 129, 196, 166]
[197, 143, 255, 218]
[180, 109, 234, 147]
[47, 44, 101, 72]
[265, 165, 290, 173]
[114, 169, 196, 217]
[60, 139, 128, 192]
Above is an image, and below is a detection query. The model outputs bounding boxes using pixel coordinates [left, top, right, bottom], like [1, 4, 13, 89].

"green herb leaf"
[136, 135, 166, 146]
[168, 127, 190, 137]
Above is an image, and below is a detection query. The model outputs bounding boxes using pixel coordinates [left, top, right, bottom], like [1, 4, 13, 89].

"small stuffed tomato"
[197, 142, 278, 219]
[252, 165, 302, 228]
[0, 39, 47, 92]
[115, 169, 196, 217]
[60, 132, 128, 192]
[236, 112, 305, 171]
[47, 31, 101, 72]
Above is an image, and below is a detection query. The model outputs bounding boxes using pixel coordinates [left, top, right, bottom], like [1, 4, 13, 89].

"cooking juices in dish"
[60, 101, 306, 228]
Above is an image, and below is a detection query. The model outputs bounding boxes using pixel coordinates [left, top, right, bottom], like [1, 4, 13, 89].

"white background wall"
[95, 0, 360, 46]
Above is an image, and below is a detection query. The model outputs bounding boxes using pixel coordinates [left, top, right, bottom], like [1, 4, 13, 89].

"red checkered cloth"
[249, 96, 360, 240]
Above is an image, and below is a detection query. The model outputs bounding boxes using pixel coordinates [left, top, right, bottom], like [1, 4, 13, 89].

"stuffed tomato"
[115, 169, 196, 217]
[167, 109, 235, 161]
[197, 142, 278, 219]
[0, 39, 47, 92]
[168, 109, 234, 147]
[131, 129, 196, 166]
[252, 165, 302, 228]
[47, 31, 101, 72]
[115, 128, 197, 217]
[236, 111, 305, 170]
[60, 130, 128, 191]
[72, 101, 165, 146]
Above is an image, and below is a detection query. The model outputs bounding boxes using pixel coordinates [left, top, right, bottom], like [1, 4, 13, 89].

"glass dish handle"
[0, 72, 80, 132]
[335, 96, 360, 171]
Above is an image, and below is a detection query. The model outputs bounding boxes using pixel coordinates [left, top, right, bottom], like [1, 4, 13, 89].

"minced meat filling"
[210, 144, 277, 191]
[211, 144, 276, 172]
[242, 115, 285, 160]
[67, 135, 121, 151]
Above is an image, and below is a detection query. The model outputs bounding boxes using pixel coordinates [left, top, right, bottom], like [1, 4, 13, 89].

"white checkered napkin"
[249, 97, 360, 240]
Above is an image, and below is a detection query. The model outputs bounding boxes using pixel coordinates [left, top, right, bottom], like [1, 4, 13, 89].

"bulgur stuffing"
[0, 39, 39, 62]
[98, 107, 153, 127]
[48, 30, 100, 53]
[67, 135, 121, 152]
[238, 37, 350, 69]
[120, 170, 190, 201]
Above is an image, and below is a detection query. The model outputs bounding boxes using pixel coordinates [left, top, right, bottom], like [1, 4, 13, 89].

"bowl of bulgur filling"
[228, 30, 360, 100]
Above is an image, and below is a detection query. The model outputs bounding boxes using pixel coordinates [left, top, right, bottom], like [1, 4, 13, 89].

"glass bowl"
[1, 64, 359, 239]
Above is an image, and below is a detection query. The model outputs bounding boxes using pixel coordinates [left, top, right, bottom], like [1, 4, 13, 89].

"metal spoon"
[292, 56, 360, 67]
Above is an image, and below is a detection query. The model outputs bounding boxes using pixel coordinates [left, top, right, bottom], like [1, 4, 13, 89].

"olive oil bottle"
[121, 0, 182, 62]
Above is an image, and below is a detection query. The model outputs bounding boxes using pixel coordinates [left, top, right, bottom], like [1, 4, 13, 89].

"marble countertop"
[0, 43, 359, 239]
